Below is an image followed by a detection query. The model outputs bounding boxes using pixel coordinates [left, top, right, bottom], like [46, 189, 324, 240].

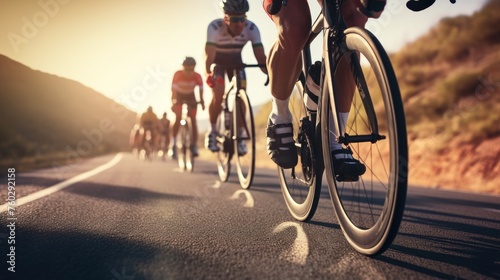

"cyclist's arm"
[205, 44, 217, 75]
[248, 22, 267, 74]
[171, 72, 180, 103]
[195, 72, 205, 110]
[252, 44, 267, 74]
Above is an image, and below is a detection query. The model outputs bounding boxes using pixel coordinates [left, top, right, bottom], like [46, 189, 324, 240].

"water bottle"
[304, 61, 321, 113]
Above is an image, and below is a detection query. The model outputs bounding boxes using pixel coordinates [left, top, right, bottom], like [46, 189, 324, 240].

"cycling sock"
[239, 127, 246, 137]
[270, 96, 292, 124]
[330, 112, 351, 160]
[210, 123, 217, 133]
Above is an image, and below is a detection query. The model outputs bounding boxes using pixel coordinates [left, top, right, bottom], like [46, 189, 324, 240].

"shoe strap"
[266, 122, 293, 141]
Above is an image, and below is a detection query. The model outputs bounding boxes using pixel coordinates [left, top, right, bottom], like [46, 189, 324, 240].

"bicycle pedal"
[335, 174, 360, 182]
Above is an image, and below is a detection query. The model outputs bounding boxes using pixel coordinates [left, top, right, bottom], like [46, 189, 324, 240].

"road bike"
[270, 0, 408, 255]
[139, 126, 155, 161]
[176, 102, 200, 172]
[158, 123, 170, 161]
[214, 64, 266, 189]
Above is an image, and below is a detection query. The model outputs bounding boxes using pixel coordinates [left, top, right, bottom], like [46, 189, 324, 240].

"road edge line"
[0, 153, 123, 213]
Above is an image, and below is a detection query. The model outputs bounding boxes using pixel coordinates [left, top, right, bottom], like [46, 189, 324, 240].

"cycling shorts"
[172, 93, 198, 116]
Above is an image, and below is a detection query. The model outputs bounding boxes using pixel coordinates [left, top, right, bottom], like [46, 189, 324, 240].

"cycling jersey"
[140, 111, 158, 129]
[206, 18, 263, 67]
[172, 70, 204, 95]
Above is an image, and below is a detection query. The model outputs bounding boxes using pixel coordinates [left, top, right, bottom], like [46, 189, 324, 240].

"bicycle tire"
[233, 89, 256, 189]
[185, 118, 195, 173]
[321, 27, 408, 255]
[177, 120, 194, 172]
[216, 104, 232, 182]
[278, 81, 323, 221]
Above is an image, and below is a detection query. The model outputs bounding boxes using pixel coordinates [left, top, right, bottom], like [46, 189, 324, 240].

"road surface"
[0, 152, 499, 279]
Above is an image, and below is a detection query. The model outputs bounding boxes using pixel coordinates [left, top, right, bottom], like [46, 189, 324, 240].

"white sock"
[270, 96, 292, 124]
[331, 112, 352, 160]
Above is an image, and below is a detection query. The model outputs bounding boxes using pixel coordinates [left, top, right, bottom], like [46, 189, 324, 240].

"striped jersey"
[206, 19, 262, 66]
[171, 70, 203, 94]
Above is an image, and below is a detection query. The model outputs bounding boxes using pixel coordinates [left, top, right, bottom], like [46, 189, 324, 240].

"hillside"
[392, 0, 500, 193]
[254, 0, 500, 194]
[0, 55, 136, 170]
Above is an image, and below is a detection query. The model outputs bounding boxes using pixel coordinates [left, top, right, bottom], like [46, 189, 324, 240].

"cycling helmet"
[220, 0, 249, 14]
[182, 56, 196, 67]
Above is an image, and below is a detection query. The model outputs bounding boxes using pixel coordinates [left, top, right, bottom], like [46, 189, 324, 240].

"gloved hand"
[359, 0, 386, 18]
[206, 73, 223, 88]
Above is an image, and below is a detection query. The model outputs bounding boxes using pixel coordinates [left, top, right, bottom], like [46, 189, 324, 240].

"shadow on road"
[377, 194, 500, 279]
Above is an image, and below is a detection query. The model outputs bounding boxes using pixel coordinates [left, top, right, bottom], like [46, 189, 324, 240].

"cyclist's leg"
[171, 103, 182, 142]
[208, 68, 225, 129]
[188, 103, 198, 144]
[266, 0, 310, 120]
[328, 1, 369, 175]
[264, 0, 311, 168]
[170, 103, 182, 158]
[206, 67, 225, 151]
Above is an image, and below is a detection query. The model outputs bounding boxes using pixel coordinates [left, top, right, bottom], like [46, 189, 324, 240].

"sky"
[0, 0, 490, 120]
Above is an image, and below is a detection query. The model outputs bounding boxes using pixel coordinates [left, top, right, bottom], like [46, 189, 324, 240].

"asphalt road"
[0, 152, 499, 279]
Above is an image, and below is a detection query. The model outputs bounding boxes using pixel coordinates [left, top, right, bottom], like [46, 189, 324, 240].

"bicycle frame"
[219, 64, 264, 151]
[301, 0, 384, 146]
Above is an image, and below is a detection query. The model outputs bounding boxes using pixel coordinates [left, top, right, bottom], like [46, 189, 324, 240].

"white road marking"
[0, 153, 123, 213]
[329, 253, 385, 279]
[484, 208, 500, 214]
[273, 222, 309, 265]
[229, 189, 254, 208]
[210, 180, 222, 189]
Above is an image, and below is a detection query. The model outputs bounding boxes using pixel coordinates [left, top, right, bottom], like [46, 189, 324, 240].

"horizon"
[0, 0, 490, 119]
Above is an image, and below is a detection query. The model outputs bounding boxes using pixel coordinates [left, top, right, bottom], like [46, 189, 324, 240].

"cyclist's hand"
[359, 0, 386, 18]
[206, 73, 216, 88]
[206, 73, 223, 88]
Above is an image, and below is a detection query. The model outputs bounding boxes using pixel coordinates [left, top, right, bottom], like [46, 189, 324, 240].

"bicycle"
[139, 125, 156, 161]
[214, 64, 267, 189]
[270, 0, 408, 255]
[175, 101, 200, 172]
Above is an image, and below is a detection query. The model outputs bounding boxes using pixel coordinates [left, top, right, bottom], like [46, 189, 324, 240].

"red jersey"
[172, 70, 203, 94]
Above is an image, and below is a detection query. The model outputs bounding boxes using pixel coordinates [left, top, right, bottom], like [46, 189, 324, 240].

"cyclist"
[169, 56, 205, 159]
[204, 0, 267, 154]
[159, 112, 171, 155]
[139, 106, 160, 151]
[263, 0, 385, 177]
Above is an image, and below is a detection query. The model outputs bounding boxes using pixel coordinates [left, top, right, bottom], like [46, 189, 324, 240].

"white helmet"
[220, 0, 249, 14]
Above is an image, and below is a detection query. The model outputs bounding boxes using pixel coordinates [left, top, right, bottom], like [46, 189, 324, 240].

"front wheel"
[233, 89, 255, 189]
[216, 104, 232, 182]
[178, 119, 195, 172]
[321, 27, 408, 255]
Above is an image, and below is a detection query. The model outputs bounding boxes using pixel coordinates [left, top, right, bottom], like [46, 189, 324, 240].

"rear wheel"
[278, 80, 322, 221]
[233, 89, 256, 189]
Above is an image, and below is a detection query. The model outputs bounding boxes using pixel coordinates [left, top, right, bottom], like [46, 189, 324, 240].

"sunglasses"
[228, 16, 246, 23]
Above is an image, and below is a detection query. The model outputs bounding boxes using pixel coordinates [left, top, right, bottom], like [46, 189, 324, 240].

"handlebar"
[210, 63, 269, 86]
[243, 64, 269, 86]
